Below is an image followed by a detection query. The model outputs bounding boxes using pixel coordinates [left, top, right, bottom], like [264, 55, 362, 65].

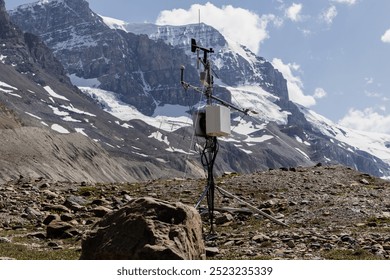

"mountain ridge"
[1, 0, 199, 183]
[5, 0, 390, 180]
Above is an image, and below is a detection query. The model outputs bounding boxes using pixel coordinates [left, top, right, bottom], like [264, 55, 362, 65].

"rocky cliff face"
[126, 23, 289, 101]
[9, 0, 200, 116]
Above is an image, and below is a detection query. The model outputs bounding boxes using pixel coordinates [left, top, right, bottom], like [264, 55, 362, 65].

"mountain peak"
[125, 22, 227, 51]
[0, 0, 21, 39]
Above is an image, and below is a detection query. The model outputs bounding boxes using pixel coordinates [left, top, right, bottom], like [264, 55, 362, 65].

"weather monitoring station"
[180, 38, 287, 233]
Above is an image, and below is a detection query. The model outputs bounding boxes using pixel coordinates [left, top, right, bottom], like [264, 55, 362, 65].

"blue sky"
[5, 0, 390, 134]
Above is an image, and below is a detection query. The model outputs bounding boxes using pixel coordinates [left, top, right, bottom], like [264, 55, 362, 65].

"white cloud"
[365, 90, 382, 98]
[339, 108, 390, 134]
[313, 88, 328, 99]
[321, 5, 338, 25]
[285, 3, 303, 22]
[272, 58, 316, 107]
[156, 3, 280, 54]
[381, 29, 390, 43]
[331, 0, 357, 5]
[300, 28, 312, 36]
[365, 77, 374, 84]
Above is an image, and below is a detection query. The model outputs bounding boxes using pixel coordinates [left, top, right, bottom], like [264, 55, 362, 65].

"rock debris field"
[1, 164, 390, 260]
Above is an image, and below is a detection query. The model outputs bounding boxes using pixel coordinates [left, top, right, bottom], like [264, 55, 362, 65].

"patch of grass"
[322, 249, 381, 260]
[120, 182, 145, 194]
[362, 184, 378, 190]
[0, 243, 80, 260]
[210, 253, 274, 260]
[366, 216, 390, 226]
[77, 186, 99, 197]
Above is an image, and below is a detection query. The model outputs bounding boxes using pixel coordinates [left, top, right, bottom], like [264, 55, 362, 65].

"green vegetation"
[0, 242, 79, 260]
[77, 185, 100, 197]
[323, 249, 381, 260]
[366, 216, 390, 226]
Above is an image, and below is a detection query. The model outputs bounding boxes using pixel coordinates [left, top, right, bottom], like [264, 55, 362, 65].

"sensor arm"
[180, 65, 257, 115]
[210, 95, 255, 115]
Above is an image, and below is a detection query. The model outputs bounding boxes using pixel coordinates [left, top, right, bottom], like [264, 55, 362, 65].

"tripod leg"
[207, 179, 215, 233]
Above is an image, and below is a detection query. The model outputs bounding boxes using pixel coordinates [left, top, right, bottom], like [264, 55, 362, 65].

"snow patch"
[62, 116, 82, 122]
[49, 105, 68, 116]
[245, 135, 274, 143]
[80, 87, 192, 132]
[295, 135, 311, 146]
[0, 81, 21, 97]
[0, 81, 18, 90]
[228, 85, 289, 125]
[25, 112, 42, 120]
[51, 124, 70, 134]
[132, 152, 149, 158]
[240, 148, 253, 154]
[166, 147, 194, 155]
[149, 132, 170, 146]
[0, 55, 7, 63]
[295, 147, 310, 160]
[100, 15, 128, 31]
[60, 104, 96, 117]
[44, 86, 69, 101]
[75, 128, 88, 137]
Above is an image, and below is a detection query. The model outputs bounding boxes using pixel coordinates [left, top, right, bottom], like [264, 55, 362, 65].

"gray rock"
[90, 206, 112, 218]
[64, 195, 89, 211]
[310, 243, 321, 249]
[206, 247, 220, 257]
[287, 240, 296, 248]
[252, 233, 271, 243]
[60, 213, 74, 222]
[46, 221, 74, 239]
[43, 214, 60, 225]
[42, 189, 58, 199]
[0, 237, 11, 243]
[80, 197, 205, 260]
[383, 244, 390, 251]
[42, 204, 71, 213]
[24, 207, 43, 220]
[360, 178, 370, 185]
[28, 232, 46, 239]
[215, 213, 234, 225]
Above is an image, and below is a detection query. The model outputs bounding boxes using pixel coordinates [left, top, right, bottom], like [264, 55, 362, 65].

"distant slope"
[0, 127, 136, 183]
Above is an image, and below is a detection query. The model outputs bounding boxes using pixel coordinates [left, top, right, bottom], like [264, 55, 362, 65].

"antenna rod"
[180, 65, 185, 83]
[210, 95, 250, 115]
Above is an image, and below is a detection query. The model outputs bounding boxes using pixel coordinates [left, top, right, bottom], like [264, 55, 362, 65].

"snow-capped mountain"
[108, 16, 390, 178]
[0, 0, 202, 183]
[7, 0, 390, 179]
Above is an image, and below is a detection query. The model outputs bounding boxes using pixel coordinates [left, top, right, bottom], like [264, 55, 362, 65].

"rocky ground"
[0, 164, 390, 260]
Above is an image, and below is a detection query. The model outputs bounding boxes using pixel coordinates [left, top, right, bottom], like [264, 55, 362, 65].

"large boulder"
[80, 197, 205, 260]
